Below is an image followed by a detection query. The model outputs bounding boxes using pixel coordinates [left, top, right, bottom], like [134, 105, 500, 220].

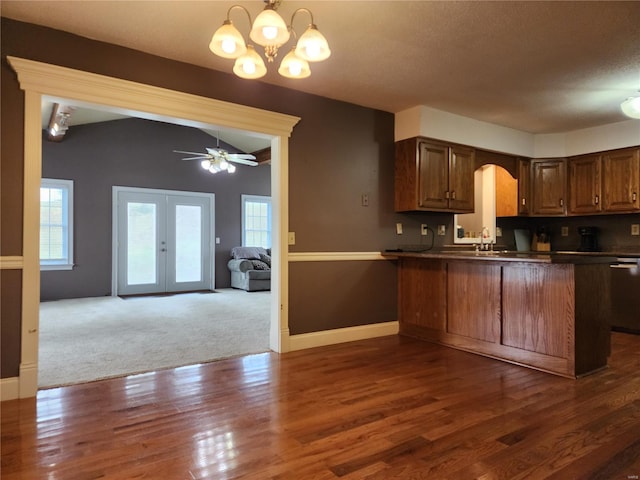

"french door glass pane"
[175, 205, 202, 283]
[127, 202, 157, 285]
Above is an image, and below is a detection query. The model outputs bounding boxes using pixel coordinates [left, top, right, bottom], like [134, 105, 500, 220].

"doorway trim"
[9, 56, 299, 398]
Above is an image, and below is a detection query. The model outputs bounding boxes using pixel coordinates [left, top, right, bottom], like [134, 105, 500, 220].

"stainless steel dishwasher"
[610, 257, 640, 334]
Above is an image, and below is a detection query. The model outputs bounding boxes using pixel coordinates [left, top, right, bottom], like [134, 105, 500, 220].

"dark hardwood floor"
[2, 332, 640, 479]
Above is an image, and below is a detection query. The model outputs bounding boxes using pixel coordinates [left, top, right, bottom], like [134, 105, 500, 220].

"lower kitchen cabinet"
[447, 262, 501, 344]
[395, 255, 612, 378]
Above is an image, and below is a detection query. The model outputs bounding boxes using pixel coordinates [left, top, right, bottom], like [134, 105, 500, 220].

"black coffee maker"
[577, 226, 599, 252]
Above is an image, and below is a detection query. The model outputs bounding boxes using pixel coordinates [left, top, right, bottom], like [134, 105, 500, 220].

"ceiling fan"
[174, 137, 258, 174]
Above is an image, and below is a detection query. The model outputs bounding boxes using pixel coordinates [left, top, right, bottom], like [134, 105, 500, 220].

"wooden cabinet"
[395, 137, 475, 213]
[517, 158, 531, 215]
[397, 257, 446, 334]
[567, 147, 639, 215]
[569, 154, 602, 214]
[531, 159, 566, 215]
[395, 255, 612, 378]
[447, 262, 501, 343]
[502, 264, 571, 358]
[603, 147, 640, 212]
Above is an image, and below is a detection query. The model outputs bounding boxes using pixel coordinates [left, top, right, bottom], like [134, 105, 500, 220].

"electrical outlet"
[396, 223, 403, 235]
[421, 224, 428, 236]
[632, 224, 640, 236]
[496, 227, 502, 237]
[361, 193, 369, 207]
[437, 225, 446, 236]
[561, 226, 569, 237]
[288, 232, 296, 245]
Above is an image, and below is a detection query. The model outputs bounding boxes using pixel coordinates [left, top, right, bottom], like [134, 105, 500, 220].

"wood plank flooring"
[2, 332, 640, 479]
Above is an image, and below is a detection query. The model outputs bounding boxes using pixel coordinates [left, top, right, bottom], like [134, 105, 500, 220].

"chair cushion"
[250, 259, 270, 270]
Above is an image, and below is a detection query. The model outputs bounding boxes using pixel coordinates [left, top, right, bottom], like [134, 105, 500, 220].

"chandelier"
[209, 0, 331, 80]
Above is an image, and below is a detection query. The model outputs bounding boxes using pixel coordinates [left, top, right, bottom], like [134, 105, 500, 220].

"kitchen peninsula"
[385, 250, 617, 378]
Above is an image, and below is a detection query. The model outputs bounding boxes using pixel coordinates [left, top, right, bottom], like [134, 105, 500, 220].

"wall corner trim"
[289, 321, 399, 351]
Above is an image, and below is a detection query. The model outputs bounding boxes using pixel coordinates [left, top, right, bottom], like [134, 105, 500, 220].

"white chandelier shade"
[233, 45, 268, 79]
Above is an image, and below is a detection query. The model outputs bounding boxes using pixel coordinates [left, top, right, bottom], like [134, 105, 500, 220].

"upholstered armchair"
[227, 246, 271, 292]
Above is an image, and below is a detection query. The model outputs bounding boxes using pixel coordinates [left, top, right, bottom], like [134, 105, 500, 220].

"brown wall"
[2, 18, 452, 377]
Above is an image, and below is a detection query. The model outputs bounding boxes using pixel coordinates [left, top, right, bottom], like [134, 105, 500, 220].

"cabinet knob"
[445, 191, 450, 199]
[451, 191, 456, 200]
[595, 194, 599, 205]
[634, 192, 637, 202]
[560, 198, 564, 207]
[521, 198, 526, 206]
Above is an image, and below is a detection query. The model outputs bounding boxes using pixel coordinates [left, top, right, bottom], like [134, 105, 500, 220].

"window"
[40, 179, 74, 270]
[242, 195, 271, 248]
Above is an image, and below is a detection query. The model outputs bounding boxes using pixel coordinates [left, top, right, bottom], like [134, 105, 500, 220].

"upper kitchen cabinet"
[531, 158, 567, 216]
[395, 137, 475, 213]
[603, 147, 640, 212]
[567, 147, 639, 215]
[518, 158, 531, 216]
[569, 154, 602, 214]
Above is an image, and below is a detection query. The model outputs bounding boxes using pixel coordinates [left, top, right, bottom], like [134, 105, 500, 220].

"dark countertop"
[381, 249, 638, 264]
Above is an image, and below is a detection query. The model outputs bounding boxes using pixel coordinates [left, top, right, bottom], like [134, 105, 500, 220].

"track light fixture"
[209, 0, 330, 80]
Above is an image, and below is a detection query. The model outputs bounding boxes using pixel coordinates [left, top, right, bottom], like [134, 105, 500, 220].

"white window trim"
[40, 178, 74, 271]
[241, 194, 272, 248]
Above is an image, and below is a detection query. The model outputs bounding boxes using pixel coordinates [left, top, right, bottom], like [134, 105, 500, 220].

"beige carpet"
[38, 289, 271, 388]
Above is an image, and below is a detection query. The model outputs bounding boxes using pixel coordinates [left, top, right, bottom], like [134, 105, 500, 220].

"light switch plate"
[561, 226, 569, 237]
[288, 232, 296, 245]
[396, 223, 403, 235]
[496, 227, 502, 237]
[632, 224, 640, 236]
[437, 225, 446, 236]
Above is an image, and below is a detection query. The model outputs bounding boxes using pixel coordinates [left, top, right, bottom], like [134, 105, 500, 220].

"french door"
[113, 187, 214, 295]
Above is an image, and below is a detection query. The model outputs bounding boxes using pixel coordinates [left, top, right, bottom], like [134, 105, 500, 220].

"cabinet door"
[448, 146, 475, 212]
[518, 158, 531, 215]
[569, 155, 602, 214]
[531, 159, 567, 215]
[447, 262, 501, 343]
[603, 148, 640, 212]
[502, 264, 572, 359]
[418, 141, 449, 210]
[398, 258, 446, 331]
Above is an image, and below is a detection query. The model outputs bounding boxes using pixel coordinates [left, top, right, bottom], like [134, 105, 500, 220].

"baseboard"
[289, 321, 399, 351]
[1, 377, 20, 401]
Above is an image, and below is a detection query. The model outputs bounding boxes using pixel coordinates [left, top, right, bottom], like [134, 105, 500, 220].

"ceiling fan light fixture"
[621, 96, 640, 119]
[295, 24, 331, 62]
[227, 164, 237, 174]
[278, 48, 310, 78]
[210, 20, 247, 58]
[233, 45, 268, 79]
[200, 159, 211, 170]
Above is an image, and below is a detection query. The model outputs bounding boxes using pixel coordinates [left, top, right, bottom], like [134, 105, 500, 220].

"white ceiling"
[5, 1, 640, 142]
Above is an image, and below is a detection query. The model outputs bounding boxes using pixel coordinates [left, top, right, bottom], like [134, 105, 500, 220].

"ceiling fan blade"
[173, 150, 209, 156]
[227, 153, 257, 160]
[228, 158, 259, 166]
[181, 156, 209, 161]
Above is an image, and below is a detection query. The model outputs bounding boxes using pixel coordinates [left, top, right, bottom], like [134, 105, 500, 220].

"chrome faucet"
[480, 227, 490, 250]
